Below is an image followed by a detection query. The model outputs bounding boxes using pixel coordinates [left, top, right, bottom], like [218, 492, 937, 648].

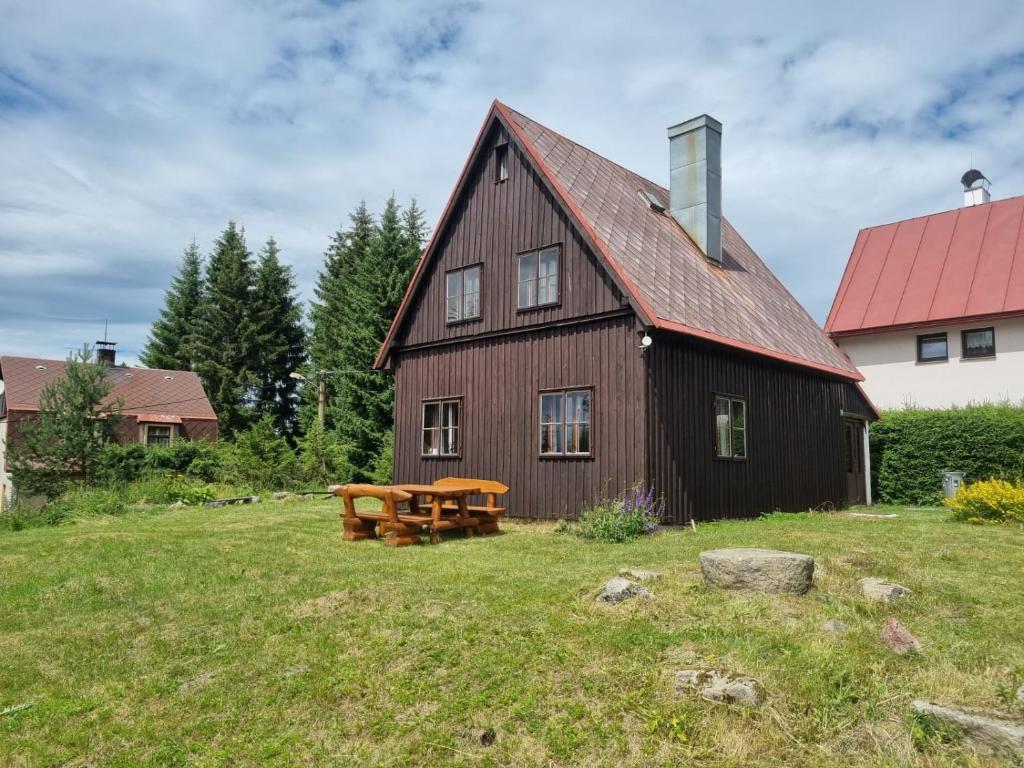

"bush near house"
[870, 404, 1024, 505]
[944, 478, 1024, 524]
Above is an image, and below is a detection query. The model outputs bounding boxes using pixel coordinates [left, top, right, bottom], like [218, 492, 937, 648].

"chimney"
[668, 115, 722, 264]
[95, 340, 117, 367]
[961, 169, 991, 207]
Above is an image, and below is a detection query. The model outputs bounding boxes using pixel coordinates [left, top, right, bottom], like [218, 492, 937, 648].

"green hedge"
[871, 404, 1024, 505]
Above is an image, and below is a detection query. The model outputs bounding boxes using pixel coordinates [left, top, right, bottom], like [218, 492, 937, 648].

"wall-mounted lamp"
[639, 334, 653, 352]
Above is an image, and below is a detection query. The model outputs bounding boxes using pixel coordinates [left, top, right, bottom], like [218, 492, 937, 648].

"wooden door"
[843, 418, 866, 506]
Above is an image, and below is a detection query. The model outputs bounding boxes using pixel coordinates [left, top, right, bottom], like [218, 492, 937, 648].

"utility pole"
[317, 370, 327, 428]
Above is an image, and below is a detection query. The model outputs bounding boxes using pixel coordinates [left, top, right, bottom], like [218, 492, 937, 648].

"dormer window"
[495, 144, 509, 183]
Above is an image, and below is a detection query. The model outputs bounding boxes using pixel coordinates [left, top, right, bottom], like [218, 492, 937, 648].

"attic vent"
[637, 189, 665, 213]
[35, 365, 46, 370]
[125, 373, 133, 378]
[163, 375, 174, 381]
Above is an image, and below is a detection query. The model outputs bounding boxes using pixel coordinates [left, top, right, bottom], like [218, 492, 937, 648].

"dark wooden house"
[375, 101, 876, 522]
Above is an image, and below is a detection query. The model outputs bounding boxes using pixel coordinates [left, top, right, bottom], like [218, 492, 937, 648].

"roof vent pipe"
[668, 115, 722, 264]
[961, 169, 991, 207]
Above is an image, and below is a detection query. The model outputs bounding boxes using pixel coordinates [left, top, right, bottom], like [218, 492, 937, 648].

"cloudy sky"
[2, 1, 1023, 365]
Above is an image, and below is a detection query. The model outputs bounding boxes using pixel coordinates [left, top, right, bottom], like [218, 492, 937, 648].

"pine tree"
[336, 196, 425, 478]
[192, 222, 259, 438]
[252, 237, 307, 438]
[9, 346, 123, 499]
[140, 241, 204, 370]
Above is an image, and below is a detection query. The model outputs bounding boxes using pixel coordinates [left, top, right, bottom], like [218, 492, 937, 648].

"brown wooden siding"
[392, 314, 647, 519]
[647, 332, 872, 522]
[396, 123, 626, 348]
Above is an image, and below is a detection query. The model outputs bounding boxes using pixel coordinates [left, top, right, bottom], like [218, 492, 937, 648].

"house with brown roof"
[826, 171, 1024, 410]
[0, 343, 217, 508]
[375, 101, 875, 521]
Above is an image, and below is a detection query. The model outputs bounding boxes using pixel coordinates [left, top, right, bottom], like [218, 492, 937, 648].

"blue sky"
[2, 0, 1023, 364]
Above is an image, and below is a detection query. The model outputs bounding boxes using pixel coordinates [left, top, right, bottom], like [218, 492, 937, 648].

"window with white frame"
[422, 399, 460, 456]
[445, 265, 482, 324]
[540, 389, 591, 456]
[518, 246, 559, 309]
[714, 395, 747, 459]
[145, 424, 173, 447]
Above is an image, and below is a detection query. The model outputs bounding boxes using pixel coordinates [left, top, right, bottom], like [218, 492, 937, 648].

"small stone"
[822, 619, 849, 634]
[674, 668, 714, 694]
[204, 501, 226, 509]
[596, 576, 651, 604]
[168, 500, 186, 509]
[699, 548, 815, 594]
[911, 700, 1024, 758]
[619, 567, 662, 582]
[701, 676, 764, 708]
[859, 577, 912, 603]
[880, 617, 922, 654]
[272, 492, 293, 501]
[1016, 684, 1024, 704]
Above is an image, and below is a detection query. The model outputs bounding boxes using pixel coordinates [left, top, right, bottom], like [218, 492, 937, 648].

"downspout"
[862, 421, 873, 506]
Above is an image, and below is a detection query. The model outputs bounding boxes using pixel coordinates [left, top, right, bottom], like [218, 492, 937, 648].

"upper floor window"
[422, 398, 460, 456]
[495, 144, 509, 183]
[540, 388, 591, 456]
[518, 246, 559, 310]
[917, 332, 948, 363]
[446, 265, 481, 324]
[962, 327, 995, 358]
[714, 395, 747, 460]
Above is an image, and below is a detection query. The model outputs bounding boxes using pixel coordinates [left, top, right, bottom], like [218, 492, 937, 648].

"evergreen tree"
[140, 241, 204, 370]
[336, 196, 425, 478]
[252, 237, 306, 437]
[306, 202, 378, 430]
[9, 346, 123, 499]
[192, 222, 259, 438]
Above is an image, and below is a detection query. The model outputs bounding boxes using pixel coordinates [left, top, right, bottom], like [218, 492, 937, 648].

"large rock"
[859, 577, 912, 603]
[911, 700, 1024, 758]
[699, 548, 814, 594]
[596, 576, 651, 604]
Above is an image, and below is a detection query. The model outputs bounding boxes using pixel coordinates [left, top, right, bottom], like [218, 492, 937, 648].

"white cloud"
[1, 0, 1023, 363]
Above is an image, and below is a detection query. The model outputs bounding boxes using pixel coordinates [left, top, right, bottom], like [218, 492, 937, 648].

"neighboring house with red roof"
[0, 344, 217, 508]
[826, 171, 1024, 410]
[375, 101, 875, 521]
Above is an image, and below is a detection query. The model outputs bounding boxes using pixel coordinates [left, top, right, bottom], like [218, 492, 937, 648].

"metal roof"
[825, 195, 1024, 336]
[0, 356, 217, 419]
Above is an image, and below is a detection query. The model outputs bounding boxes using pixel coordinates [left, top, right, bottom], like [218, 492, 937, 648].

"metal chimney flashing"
[668, 114, 722, 264]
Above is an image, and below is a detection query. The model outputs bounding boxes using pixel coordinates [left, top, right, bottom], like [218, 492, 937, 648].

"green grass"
[1, 502, 1022, 767]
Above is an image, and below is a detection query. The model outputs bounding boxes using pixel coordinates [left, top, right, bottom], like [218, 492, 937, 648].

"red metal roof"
[377, 101, 860, 381]
[0, 356, 217, 420]
[825, 195, 1024, 336]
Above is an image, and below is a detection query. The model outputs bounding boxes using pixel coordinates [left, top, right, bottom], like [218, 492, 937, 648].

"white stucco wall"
[837, 317, 1024, 410]
[0, 418, 11, 510]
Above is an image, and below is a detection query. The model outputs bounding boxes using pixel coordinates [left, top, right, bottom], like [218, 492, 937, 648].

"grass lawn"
[1, 501, 1023, 767]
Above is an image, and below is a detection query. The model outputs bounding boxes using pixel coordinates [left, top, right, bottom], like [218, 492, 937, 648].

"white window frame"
[713, 395, 747, 460]
[422, 398, 461, 457]
[517, 246, 560, 310]
[445, 265, 482, 324]
[539, 388, 591, 457]
[140, 423, 177, 446]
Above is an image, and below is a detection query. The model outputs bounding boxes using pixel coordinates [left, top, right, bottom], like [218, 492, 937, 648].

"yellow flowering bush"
[944, 478, 1024, 524]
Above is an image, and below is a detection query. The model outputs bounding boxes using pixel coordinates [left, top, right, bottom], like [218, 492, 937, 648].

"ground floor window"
[422, 398, 460, 456]
[540, 388, 591, 456]
[144, 424, 173, 447]
[714, 395, 747, 459]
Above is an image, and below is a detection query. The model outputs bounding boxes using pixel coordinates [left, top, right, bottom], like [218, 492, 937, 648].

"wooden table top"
[395, 484, 479, 496]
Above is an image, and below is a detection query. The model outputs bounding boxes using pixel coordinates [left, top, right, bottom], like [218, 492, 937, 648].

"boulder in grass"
[596, 576, 651, 604]
[859, 577, 912, 603]
[699, 548, 814, 594]
[619, 567, 662, 582]
[675, 668, 764, 708]
[881, 617, 922, 654]
[911, 700, 1024, 759]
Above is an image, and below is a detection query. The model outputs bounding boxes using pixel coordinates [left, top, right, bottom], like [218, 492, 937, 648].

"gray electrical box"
[942, 471, 965, 499]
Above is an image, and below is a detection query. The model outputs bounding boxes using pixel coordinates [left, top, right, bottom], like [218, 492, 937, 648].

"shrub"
[871, 404, 1024, 505]
[370, 429, 394, 485]
[219, 415, 298, 490]
[296, 420, 354, 488]
[576, 484, 664, 542]
[95, 440, 222, 485]
[944, 478, 1024, 524]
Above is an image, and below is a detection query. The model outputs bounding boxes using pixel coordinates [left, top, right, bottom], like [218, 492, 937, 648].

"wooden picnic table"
[394, 483, 481, 543]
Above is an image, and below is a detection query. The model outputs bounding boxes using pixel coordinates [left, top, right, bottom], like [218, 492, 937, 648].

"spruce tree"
[252, 237, 307, 438]
[9, 346, 123, 498]
[140, 241, 204, 370]
[192, 222, 259, 438]
[336, 196, 425, 478]
[306, 202, 378, 430]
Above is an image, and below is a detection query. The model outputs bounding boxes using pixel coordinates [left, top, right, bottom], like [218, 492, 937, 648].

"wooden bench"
[421, 477, 509, 534]
[335, 484, 479, 547]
